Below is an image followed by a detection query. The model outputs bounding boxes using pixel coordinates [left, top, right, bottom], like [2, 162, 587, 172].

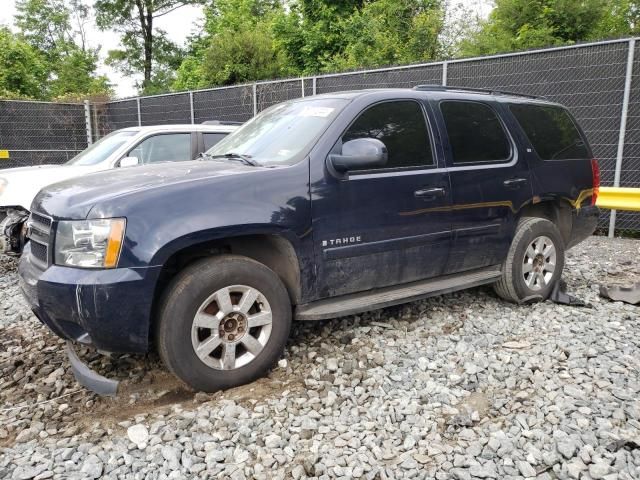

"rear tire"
[494, 217, 565, 303]
[156, 255, 292, 392]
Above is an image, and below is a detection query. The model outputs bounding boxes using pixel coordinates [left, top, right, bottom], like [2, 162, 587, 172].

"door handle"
[503, 178, 528, 189]
[414, 187, 446, 199]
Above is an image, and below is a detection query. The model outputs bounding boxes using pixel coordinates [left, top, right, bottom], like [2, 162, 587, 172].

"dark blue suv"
[19, 87, 600, 392]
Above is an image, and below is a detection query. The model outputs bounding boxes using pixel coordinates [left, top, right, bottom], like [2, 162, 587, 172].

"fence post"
[136, 98, 142, 126]
[442, 61, 448, 86]
[189, 91, 195, 124]
[312, 76, 317, 95]
[84, 100, 93, 145]
[92, 104, 99, 141]
[252, 83, 257, 116]
[301, 77, 305, 98]
[609, 38, 635, 238]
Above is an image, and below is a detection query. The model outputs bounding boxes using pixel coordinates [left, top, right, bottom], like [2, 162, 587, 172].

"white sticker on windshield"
[299, 106, 334, 117]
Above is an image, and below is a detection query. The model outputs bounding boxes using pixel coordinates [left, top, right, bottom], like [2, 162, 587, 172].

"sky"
[0, 1, 492, 99]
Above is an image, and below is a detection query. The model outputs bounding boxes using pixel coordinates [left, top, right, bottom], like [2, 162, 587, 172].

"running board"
[295, 266, 502, 321]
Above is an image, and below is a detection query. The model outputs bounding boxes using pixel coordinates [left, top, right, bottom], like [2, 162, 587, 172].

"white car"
[0, 122, 239, 255]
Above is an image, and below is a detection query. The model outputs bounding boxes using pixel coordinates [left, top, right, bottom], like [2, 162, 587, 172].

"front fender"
[147, 224, 305, 267]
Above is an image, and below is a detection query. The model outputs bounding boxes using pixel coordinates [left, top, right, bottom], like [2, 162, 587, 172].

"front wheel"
[494, 217, 565, 303]
[156, 255, 292, 392]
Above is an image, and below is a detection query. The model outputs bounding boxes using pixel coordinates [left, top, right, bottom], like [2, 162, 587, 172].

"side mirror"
[329, 138, 388, 173]
[119, 156, 140, 168]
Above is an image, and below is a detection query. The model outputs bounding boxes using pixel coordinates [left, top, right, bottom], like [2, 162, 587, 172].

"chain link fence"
[0, 38, 638, 234]
[0, 100, 88, 168]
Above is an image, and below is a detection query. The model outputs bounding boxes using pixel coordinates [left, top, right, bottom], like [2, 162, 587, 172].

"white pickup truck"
[0, 122, 238, 255]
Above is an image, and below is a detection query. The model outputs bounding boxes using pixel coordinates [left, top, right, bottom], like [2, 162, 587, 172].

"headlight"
[55, 218, 126, 269]
[0, 178, 6, 195]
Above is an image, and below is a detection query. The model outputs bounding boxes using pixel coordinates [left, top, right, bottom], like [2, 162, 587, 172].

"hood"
[33, 160, 261, 219]
[0, 164, 101, 211]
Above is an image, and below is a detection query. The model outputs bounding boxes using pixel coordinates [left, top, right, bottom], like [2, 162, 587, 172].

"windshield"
[206, 98, 349, 166]
[66, 130, 138, 166]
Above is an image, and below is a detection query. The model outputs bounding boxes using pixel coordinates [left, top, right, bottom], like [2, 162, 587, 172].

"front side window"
[342, 100, 434, 170]
[128, 133, 192, 164]
[510, 104, 589, 160]
[441, 101, 511, 164]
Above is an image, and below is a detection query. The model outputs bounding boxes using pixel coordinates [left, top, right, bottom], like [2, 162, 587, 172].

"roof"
[120, 123, 239, 134]
[303, 87, 560, 106]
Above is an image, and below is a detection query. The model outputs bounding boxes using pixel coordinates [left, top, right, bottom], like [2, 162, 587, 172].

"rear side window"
[510, 104, 589, 160]
[342, 100, 434, 170]
[440, 101, 511, 163]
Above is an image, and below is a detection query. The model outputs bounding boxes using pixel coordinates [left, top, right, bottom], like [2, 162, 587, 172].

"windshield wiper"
[202, 152, 260, 167]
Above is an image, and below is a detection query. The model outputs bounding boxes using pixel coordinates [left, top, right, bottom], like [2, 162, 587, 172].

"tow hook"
[66, 341, 119, 396]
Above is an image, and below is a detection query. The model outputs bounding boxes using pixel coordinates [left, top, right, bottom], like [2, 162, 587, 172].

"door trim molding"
[323, 230, 451, 260]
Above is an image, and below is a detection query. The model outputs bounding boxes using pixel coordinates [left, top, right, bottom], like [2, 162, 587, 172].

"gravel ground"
[1, 236, 639, 480]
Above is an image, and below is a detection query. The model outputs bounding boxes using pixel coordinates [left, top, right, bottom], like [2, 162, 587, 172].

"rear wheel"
[494, 217, 565, 303]
[156, 255, 292, 392]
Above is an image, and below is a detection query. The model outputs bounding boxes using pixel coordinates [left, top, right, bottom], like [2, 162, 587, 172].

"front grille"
[31, 212, 52, 230]
[28, 211, 53, 269]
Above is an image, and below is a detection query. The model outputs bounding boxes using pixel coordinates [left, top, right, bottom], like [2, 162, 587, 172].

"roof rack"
[201, 120, 244, 126]
[412, 84, 545, 100]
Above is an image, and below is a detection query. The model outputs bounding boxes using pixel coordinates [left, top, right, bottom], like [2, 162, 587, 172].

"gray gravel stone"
[1, 237, 640, 480]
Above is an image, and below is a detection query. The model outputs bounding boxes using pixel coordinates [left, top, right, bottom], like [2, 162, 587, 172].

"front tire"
[156, 255, 292, 392]
[494, 217, 565, 303]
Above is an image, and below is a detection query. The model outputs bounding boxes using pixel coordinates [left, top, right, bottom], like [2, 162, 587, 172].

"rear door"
[432, 99, 533, 273]
[508, 103, 594, 212]
[311, 99, 453, 298]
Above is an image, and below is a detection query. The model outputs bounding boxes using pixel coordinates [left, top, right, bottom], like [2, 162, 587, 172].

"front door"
[432, 99, 533, 273]
[311, 99, 453, 298]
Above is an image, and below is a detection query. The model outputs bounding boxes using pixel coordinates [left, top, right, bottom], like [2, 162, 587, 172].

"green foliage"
[11, 0, 111, 99]
[330, 0, 444, 70]
[95, 0, 206, 94]
[7, 0, 640, 100]
[457, 0, 640, 57]
[174, 0, 291, 89]
[175, 0, 445, 89]
[591, 1, 640, 38]
[0, 27, 47, 99]
[272, 1, 363, 74]
[49, 49, 111, 98]
[201, 24, 291, 86]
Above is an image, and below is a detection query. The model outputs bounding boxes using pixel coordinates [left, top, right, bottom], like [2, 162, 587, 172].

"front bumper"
[568, 205, 599, 248]
[18, 243, 162, 353]
[66, 341, 119, 396]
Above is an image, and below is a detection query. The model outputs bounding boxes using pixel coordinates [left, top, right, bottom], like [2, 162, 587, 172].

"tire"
[156, 255, 292, 392]
[493, 217, 565, 303]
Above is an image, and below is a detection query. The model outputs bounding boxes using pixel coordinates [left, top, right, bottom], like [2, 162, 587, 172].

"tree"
[0, 27, 48, 99]
[591, 1, 640, 38]
[330, 0, 445, 70]
[15, 0, 111, 98]
[457, 0, 613, 57]
[15, 0, 72, 54]
[94, 0, 206, 94]
[271, 0, 363, 73]
[174, 0, 291, 89]
[200, 22, 290, 86]
[270, 0, 444, 74]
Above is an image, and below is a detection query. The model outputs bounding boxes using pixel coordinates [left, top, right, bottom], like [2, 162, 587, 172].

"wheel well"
[151, 234, 302, 332]
[518, 200, 572, 244]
